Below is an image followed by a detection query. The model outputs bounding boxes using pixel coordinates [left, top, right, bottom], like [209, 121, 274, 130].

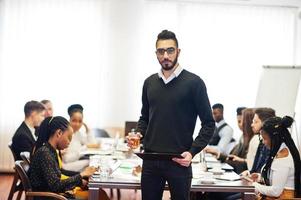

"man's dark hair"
[156, 30, 178, 47]
[24, 101, 45, 118]
[212, 103, 223, 111]
[236, 107, 246, 116]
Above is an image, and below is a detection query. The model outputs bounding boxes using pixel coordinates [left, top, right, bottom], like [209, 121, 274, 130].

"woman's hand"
[80, 166, 97, 178]
[240, 170, 253, 182]
[81, 179, 89, 190]
[250, 173, 261, 182]
[240, 170, 250, 177]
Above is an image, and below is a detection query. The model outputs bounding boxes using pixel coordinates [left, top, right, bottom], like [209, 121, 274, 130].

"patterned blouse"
[29, 142, 82, 193]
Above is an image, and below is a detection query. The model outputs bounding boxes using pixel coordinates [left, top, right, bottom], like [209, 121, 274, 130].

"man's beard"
[160, 56, 178, 71]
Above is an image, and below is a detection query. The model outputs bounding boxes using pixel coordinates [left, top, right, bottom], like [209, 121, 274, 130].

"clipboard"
[135, 152, 183, 160]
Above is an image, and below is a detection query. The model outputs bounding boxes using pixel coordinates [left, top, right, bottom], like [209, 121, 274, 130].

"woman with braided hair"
[250, 116, 301, 199]
[29, 116, 109, 200]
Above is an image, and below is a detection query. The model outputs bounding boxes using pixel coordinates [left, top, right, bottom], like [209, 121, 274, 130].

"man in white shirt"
[209, 103, 234, 154]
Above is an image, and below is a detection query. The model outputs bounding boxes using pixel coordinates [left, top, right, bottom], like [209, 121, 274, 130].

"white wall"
[296, 8, 301, 64]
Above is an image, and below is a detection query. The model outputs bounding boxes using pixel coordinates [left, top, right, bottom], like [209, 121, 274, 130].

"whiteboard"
[255, 66, 301, 152]
[293, 81, 301, 152]
[255, 66, 301, 117]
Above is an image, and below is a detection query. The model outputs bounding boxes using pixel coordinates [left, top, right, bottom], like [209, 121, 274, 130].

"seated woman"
[250, 116, 301, 199]
[238, 108, 275, 178]
[62, 104, 98, 172]
[248, 108, 275, 173]
[205, 108, 255, 174]
[28, 116, 103, 199]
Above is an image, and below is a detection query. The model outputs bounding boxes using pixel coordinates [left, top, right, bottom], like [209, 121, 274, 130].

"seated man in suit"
[208, 103, 234, 154]
[12, 100, 45, 160]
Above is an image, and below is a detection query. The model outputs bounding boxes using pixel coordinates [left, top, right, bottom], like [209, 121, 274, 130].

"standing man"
[209, 103, 234, 154]
[12, 100, 45, 160]
[134, 30, 215, 200]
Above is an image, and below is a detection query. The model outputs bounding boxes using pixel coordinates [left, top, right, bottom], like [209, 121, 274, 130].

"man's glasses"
[156, 47, 176, 56]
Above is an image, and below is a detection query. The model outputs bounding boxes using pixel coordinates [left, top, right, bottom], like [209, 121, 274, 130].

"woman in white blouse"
[250, 116, 301, 199]
[62, 104, 98, 171]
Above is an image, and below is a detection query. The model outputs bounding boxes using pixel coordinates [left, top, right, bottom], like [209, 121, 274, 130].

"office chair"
[15, 160, 67, 200]
[8, 141, 23, 200]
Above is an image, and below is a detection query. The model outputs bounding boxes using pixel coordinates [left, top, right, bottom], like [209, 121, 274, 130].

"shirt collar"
[173, 64, 183, 77]
[216, 119, 225, 127]
[158, 64, 183, 79]
[25, 121, 37, 140]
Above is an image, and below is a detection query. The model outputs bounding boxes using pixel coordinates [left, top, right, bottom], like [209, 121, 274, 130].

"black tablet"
[135, 152, 183, 160]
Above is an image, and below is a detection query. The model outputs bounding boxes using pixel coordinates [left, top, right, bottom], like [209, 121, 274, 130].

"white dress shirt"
[62, 126, 95, 171]
[210, 119, 234, 154]
[158, 65, 183, 84]
[25, 122, 36, 141]
[247, 134, 260, 170]
[253, 143, 295, 197]
[72, 125, 96, 146]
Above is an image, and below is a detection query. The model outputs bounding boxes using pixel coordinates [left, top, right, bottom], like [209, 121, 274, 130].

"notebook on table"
[215, 172, 241, 181]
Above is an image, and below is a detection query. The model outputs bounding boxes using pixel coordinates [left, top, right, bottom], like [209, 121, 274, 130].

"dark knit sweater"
[137, 69, 215, 157]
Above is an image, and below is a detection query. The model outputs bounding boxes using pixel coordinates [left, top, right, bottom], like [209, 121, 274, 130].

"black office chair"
[124, 121, 138, 137]
[15, 160, 67, 200]
[91, 128, 111, 138]
[8, 141, 23, 200]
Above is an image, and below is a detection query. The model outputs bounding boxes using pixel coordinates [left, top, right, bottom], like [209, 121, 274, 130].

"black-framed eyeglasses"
[156, 47, 176, 56]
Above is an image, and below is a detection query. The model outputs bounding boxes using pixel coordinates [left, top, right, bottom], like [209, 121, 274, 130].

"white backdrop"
[293, 80, 301, 153]
[0, 0, 299, 171]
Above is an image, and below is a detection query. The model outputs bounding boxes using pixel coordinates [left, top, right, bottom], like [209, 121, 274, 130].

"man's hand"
[204, 146, 219, 157]
[227, 155, 245, 162]
[126, 132, 142, 149]
[172, 151, 192, 167]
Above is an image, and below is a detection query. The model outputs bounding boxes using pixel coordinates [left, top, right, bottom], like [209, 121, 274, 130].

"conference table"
[89, 172, 255, 200]
[86, 139, 255, 200]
